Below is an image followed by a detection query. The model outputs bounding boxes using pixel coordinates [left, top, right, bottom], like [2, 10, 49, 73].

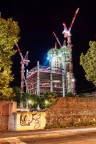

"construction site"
[16, 8, 80, 97]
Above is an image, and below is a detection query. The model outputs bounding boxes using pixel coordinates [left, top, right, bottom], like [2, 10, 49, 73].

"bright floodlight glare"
[28, 100, 31, 104]
[72, 78, 75, 82]
[47, 57, 49, 60]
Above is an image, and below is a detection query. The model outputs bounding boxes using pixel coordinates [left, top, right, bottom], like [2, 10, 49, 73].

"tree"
[66, 92, 75, 97]
[21, 93, 40, 109]
[29, 94, 40, 109]
[21, 92, 31, 108]
[0, 16, 20, 100]
[40, 92, 57, 109]
[80, 41, 96, 85]
[13, 86, 21, 106]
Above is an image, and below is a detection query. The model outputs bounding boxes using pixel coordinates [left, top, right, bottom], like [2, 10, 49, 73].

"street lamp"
[28, 100, 31, 109]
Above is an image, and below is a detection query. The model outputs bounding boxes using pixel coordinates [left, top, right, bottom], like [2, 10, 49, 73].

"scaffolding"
[26, 44, 75, 97]
[26, 61, 63, 96]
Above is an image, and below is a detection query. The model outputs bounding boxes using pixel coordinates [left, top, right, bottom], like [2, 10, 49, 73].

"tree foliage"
[80, 41, 96, 85]
[40, 92, 57, 109]
[0, 16, 20, 99]
[13, 86, 21, 106]
[66, 92, 75, 97]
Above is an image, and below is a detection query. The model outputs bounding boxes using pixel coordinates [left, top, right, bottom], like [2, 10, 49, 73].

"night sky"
[0, 0, 96, 93]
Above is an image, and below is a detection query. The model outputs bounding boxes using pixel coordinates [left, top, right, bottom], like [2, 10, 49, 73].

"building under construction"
[26, 43, 75, 96]
[25, 8, 79, 96]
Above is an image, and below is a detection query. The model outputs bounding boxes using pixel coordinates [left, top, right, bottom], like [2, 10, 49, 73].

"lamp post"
[28, 100, 31, 109]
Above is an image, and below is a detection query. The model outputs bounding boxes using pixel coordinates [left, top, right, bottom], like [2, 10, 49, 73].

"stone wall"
[1, 97, 96, 131]
[45, 97, 96, 128]
[0, 101, 17, 130]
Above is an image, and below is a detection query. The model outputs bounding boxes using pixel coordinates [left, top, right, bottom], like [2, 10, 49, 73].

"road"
[20, 132, 96, 144]
[0, 128, 96, 144]
[0, 132, 96, 144]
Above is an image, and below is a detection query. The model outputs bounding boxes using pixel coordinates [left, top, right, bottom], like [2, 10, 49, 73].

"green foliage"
[20, 93, 40, 109]
[13, 91, 57, 109]
[40, 92, 57, 109]
[13, 86, 21, 106]
[80, 41, 96, 85]
[66, 92, 75, 97]
[29, 94, 40, 109]
[0, 16, 20, 99]
[21, 92, 31, 108]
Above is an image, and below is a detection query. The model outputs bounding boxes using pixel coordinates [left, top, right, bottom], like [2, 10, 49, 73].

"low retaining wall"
[46, 97, 96, 128]
[0, 101, 17, 130]
[0, 115, 9, 130]
[1, 97, 96, 131]
[8, 111, 46, 131]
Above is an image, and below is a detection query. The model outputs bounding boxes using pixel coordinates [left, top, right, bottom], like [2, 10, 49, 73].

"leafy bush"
[66, 92, 75, 97]
[29, 94, 40, 109]
[40, 92, 57, 109]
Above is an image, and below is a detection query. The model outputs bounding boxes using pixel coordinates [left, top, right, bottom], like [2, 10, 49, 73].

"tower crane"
[62, 8, 80, 93]
[53, 31, 62, 47]
[53, 8, 79, 48]
[15, 43, 30, 94]
[62, 8, 79, 39]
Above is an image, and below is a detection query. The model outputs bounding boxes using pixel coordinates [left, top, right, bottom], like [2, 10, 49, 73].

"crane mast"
[62, 8, 80, 93]
[15, 43, 30, 94]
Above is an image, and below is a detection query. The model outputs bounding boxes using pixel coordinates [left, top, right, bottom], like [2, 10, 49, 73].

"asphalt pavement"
[0, 127, 96, 139]
[0, 127, 96, 144]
